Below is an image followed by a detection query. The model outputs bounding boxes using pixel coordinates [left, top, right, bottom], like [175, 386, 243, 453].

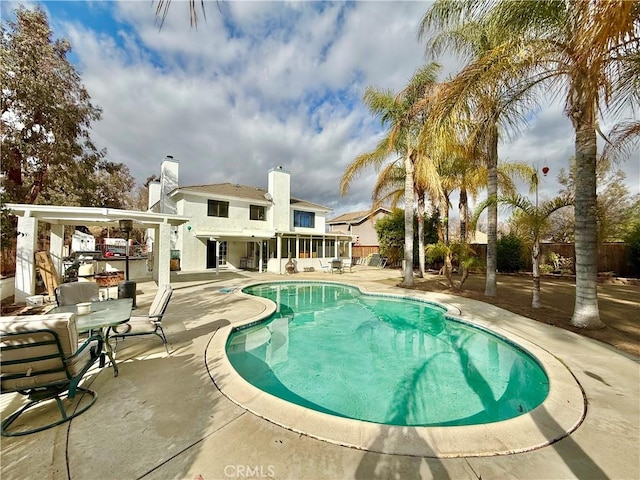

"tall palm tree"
[341, 63, 441, 287]
[420, 0, 639, 327]
[371, 155, 445, 278]
[473, 191, 573, 308]
[418, 5, 537, 297]
[478, 1, 639, 328]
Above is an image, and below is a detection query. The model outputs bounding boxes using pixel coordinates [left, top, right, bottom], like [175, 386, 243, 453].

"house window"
[294, 210, 315, 228]
[250, 205, 266, 221]
[208, 200, 229, 218]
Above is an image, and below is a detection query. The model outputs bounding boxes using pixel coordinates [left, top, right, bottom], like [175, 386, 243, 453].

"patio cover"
[6, 204, 189, 302]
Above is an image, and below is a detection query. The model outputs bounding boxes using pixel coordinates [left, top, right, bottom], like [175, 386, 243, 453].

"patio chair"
[108, 284, 173, 353]
[342, 259, 353, 273]
[55, 282, 100, 306]
[318, 260, 330, 273]
[0, 313, 103, 437]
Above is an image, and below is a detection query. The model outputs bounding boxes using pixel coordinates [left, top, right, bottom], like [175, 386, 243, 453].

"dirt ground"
[381, 272, 640, 357]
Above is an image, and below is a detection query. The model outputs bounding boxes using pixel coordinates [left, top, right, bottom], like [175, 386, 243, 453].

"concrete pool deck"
[1, 268, 639, 479]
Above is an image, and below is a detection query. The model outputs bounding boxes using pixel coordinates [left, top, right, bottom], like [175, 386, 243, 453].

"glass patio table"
[50, 298, 133, 377]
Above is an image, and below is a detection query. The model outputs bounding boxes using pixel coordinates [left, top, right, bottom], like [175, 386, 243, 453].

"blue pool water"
[227, 282, 549, 427]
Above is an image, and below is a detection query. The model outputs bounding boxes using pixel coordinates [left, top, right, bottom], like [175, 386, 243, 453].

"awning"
[193, 229, 276, 241]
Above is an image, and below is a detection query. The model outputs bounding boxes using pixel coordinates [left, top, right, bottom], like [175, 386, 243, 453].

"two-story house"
[149, 157, 353, 274]
[326, 207, 391, 250]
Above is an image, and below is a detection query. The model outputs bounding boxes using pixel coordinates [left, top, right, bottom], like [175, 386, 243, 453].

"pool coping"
[205, 280, 587, 458]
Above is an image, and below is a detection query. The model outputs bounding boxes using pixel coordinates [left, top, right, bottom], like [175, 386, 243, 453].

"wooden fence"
[352, 245, 380, 259]
[469, 242, 636, 277]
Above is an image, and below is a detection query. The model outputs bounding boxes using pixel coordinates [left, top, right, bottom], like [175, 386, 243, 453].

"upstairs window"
[208, 200, 229, 217]
[250, 205, 266, 221]
[294, 210, 315, 228]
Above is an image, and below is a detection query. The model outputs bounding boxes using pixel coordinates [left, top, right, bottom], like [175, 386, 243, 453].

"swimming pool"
[227, 282, 549, 427]
[208, 280, 586, 456]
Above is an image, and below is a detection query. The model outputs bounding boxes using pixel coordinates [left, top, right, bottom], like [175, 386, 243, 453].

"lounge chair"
[0, 313, 103, 436]
[55, 282, 100, 306]
[318, 260, 331, 273]
[108, 284, 173, 353]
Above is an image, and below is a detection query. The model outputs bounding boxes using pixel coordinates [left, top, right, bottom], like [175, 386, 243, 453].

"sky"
[3, 0, 639, 220]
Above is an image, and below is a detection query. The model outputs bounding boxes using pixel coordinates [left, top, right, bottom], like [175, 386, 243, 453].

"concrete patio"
[1, 268, 638, 480]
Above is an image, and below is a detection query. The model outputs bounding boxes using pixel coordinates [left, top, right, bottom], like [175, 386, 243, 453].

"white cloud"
[6, 0, 637, 219]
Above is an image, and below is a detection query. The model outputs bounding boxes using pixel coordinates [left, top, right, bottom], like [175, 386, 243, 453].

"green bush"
[497, 233, 526, 273]
[539, 263, 554, 274]
[625, 222, 640, 276]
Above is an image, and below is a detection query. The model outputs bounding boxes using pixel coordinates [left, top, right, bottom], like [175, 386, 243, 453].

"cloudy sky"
[3, 1, 639, 219]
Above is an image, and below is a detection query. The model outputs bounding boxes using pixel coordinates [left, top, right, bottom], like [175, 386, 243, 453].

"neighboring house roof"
[169, 183, 331, 212]
[327, 207, 391, 225]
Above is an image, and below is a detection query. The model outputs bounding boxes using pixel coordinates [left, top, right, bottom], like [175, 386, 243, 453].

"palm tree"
[604, 47, 640, 159]
[418, 5, 538, 298]
[473, 190, 573, 308]
[478, 1, 639, 327]
[341, 63, 441, 287]
[371, 155, 445, 278]
[420, 0, 639, 327]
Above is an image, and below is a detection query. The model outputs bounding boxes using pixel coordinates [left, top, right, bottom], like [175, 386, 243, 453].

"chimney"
[160, 156, 179, 214]
[268, 166, 290, 231]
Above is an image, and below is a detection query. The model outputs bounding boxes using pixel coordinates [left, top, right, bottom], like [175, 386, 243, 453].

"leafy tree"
[625, 222, 640, 277]
[374, 209, 439, 268]
[0, 193, 15, 249]
[1, 6, 134, 208]
[549, 156, 637, 243]
[374, 209, 406, 267]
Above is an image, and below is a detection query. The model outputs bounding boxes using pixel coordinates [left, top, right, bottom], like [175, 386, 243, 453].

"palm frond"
[340, 137, 396, 196]
[154, 0, 209, 28]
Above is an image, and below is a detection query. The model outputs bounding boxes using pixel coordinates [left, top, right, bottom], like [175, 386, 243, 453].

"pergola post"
[156, 222, 172, 287]
[49, 224, 65, 280]
[15, 216, 38, 303]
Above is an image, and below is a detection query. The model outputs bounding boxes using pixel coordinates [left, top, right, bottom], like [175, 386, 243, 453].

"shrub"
[625, 222, 640, 276]
[539, 263, 554, 274]
[496, 233, 526, 273]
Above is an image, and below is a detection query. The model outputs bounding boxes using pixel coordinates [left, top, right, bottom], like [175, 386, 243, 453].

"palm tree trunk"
[570, 116, 604, 328]
[459, 188, 468, 243]
[443, 250, 454, 288]
[443, 192, 450, 245]
[532, 238, 541, 308]
[402, 150, 415, 287]
[417, 194, 426, 278]
[484, 126, 498, 297]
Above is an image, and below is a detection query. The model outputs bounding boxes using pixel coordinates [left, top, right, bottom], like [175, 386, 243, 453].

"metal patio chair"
[108, 284, 173, 353]
[0, 313, 103, 437]
[55, 282, 100, 306]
